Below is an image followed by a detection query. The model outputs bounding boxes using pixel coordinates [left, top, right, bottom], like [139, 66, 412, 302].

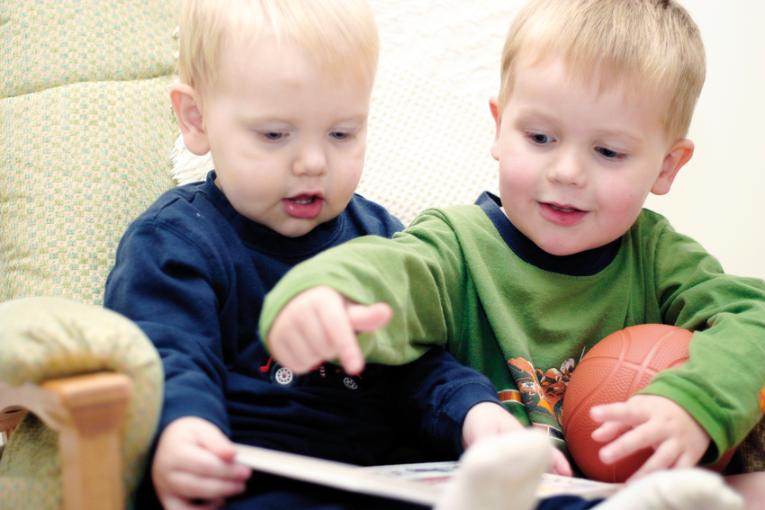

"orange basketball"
[561, 324, 692, 483]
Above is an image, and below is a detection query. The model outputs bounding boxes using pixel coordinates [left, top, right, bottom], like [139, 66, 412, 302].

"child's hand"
[590, 394, 710, 480]
[461, 402, 573, 476]
[267, 286, 392, 375]
[462, 402, 524, 447]
[152, 417, 251, 510]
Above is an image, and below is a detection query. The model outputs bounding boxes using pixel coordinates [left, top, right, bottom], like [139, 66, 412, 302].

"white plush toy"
[438, 431, 743, 510]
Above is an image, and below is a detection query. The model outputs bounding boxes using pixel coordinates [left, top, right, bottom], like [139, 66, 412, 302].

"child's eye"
[527, 132, 556, 145]
[595, 146, 627, 160]
[261, 131, 287, 142]
[330, 131, 353, 141]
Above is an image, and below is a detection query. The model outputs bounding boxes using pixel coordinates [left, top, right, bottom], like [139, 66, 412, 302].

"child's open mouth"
[283, 194, 323, 219]
[540, 201, 587, 226]
[550, 204, 579, 213]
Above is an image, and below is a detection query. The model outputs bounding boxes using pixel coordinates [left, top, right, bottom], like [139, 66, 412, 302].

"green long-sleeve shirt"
[261, 193, 765, 460]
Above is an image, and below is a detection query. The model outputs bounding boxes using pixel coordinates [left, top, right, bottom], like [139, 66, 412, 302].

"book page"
[235, 444, 621, 506]
[368, 461, 621, 500]
[235, 444, 441, 506]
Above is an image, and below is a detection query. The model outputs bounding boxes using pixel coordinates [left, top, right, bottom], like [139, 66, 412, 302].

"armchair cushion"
[0, 0, 179, 305]
[0, 297, 163, 509]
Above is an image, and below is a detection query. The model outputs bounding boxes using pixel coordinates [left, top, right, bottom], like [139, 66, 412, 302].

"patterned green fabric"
[0, 297, 164, 510]
[1, 0, 178, 98]
[0, 0, 179, 305]
[0, 416, 60, 509]
[1, 78, 177, 304]
[1, 1, 177, 508]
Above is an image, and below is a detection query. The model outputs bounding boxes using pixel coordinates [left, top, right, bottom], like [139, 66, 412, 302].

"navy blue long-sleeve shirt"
[104, 171, 500, 465]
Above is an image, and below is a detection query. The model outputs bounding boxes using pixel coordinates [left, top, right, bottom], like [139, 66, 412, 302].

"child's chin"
[537, 239, 585, 257]
[275, 221, 318, 238]
[549, 248, 582, 257]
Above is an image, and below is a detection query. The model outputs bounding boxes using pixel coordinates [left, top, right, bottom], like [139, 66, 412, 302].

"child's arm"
[152, 417, 251, 510]
[105, 221, 232, 436]
[589, 394, 709, 479]
[645, 216, 765, 457]
[261, 212, 470, 369]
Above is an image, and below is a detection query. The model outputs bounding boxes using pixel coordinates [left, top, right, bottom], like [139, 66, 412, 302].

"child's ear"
[170, 83, 210, 155]
[489, 97, 502, 161]
[651, 138, 694, 195]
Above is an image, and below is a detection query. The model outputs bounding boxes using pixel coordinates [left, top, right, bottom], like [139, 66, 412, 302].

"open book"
[235, 443, 621, 506]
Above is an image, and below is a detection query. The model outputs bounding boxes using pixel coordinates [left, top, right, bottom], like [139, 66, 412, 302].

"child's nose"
[293, 144, 327, 176]
[547, 150, 586, 187]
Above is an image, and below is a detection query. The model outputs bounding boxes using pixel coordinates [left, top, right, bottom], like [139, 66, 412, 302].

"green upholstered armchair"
[0, 1, 178, 508]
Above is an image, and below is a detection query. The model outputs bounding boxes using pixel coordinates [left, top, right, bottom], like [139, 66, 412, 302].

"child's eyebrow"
[515, 107, 557, 122]
[513, 108, 558, 126]
[592, 128, 644, 145]
[237, 113, 291, 125]
[331, 114, 368, 126]
[239, 114, 368, 127]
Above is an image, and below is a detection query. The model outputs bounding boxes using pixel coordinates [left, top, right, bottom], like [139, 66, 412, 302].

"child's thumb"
[197, 423, 237, 460]
[347, 302, 392, 332]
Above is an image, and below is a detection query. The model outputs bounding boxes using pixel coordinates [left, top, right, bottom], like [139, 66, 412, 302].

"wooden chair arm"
[0, 372, 132, 510]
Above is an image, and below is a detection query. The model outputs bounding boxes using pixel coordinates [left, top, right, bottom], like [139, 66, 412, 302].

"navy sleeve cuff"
[431, 380, 502, 457]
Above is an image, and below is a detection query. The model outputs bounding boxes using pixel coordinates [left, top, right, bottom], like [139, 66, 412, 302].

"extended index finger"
[318, 296, 364, 375]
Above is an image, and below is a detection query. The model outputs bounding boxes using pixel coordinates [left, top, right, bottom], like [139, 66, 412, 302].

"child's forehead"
[223, 28, 375, 85]
[508, 54, 671, 136]
[200, 36, 373, 108]
[229, 35, 371, 81]
[517, 51, 656, 96]
[510, 51, 672, 116]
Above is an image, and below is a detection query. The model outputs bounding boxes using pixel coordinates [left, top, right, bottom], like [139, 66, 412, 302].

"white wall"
[645, 1, 765, 280]
[363, 0, 765, 279]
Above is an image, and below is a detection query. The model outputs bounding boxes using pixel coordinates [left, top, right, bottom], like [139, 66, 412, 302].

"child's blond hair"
[178, 0, 378, 93]
[498, 0, 705, 141]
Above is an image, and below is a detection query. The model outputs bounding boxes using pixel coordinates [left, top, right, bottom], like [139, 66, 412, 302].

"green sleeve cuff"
[640, 375, 732, 462]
